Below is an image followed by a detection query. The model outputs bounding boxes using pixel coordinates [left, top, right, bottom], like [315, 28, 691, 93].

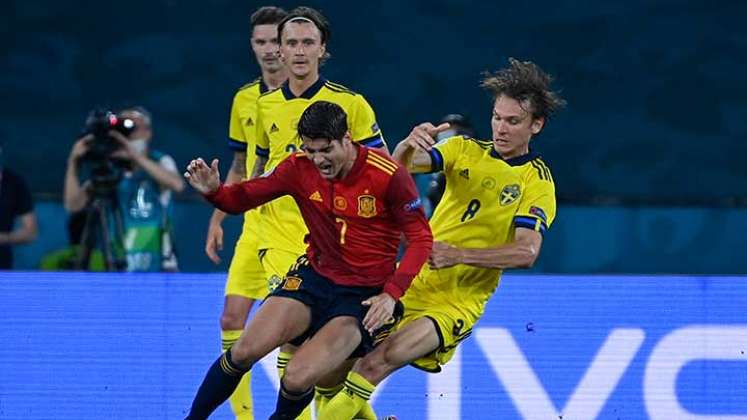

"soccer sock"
[276, 350, 292, 379]
[316, 383, 377, 420]
[268, 380, 315, 420]
[223, 330, 253, 419]
[318, 371, 375, 420]
[185, 349, 250, 420]
[275, 351, 312, 419]
[314, 384, 343, 414]
[355, 402, 378, 420]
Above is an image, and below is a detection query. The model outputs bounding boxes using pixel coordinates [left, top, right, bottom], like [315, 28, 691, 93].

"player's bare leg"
[270, 316, 362, 419]
[318, 317, 440, 420]
[186, 297, 310, 420]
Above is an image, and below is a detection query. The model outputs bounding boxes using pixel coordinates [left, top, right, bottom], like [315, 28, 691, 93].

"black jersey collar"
[281, 76, 327, 100]
[489, 147, 540, 166]
[259, 78, 269, 94]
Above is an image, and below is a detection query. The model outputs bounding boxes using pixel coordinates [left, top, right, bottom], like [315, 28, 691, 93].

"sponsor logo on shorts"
[282, 276, 303, 291]
[268, 274, 282, 292]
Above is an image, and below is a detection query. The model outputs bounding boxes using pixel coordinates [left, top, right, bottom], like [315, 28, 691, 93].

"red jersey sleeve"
[382, 166, 433, 300]
[205, 157, 296, 214]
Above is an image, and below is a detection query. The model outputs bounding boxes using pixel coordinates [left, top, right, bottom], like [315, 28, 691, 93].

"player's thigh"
[225, 232, 267, 300]
[358, 316, 440, 381]
[260, 248, 305, 292]
[234, 296, 311, 363]
[284, 316, 362, 388]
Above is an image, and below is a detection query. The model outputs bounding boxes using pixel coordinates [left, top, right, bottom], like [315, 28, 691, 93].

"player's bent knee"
[220, 313, 245, 331]
[230, 339, 263, 368]
[282, 360, 315, 392]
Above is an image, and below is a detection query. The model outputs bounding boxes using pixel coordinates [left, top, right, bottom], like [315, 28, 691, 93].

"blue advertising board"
[1, 272, 745, 419]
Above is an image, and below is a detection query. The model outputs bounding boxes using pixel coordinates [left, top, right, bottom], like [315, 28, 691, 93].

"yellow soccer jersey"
[251, 77, 385, 253]
[228, 78, 270, 235]
[416, 135, 556, 310]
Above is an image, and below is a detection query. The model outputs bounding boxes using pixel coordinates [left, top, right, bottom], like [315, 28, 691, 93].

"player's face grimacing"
[490, 94, 544, 159]
[301, 135, 353, 180]
[251, 24, 282, 73]
[280, 22, 325, 79]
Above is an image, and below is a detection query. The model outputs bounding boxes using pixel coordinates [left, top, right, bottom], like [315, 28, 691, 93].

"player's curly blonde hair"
[481, 58, 566, 121]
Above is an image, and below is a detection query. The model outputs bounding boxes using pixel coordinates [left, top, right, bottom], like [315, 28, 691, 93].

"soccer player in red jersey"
[183, 101, 433, 420]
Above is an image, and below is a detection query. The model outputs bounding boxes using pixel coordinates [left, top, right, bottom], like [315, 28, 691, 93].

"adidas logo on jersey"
[270, 123, 279, 133]
[309, 191, 323, 202]
[459, 168, 470, 179]
[245, 117, 253, 126]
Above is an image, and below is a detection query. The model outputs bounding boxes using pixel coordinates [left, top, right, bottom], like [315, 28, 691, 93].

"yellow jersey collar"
[281, 77, 327, 100]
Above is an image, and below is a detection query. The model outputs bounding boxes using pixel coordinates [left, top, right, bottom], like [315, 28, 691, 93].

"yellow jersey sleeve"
[228, 91, 247, 152]
[254, 99, 270, 160]
[349, 94, 385, 148]
[428, 135, 467, 173]
[514, 161, 556, 235]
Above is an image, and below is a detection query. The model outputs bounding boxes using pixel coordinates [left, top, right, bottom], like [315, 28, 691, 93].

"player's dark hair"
[250, 6, 288, 27]
[278, 6, 331, 44]
[480, 58, 566, 121]
[277, 6, 331, 63]
[297, 101, 348, 142]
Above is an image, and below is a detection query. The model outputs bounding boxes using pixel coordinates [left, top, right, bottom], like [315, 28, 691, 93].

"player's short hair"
[297, 101, 348, 142]
[480, 58, 566, 121]
[250, 6, 288, 28]
[278, 6, 331, 45]
[277, 6, 332, 64]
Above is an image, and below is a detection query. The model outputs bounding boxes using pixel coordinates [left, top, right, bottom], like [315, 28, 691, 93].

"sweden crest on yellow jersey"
[500, 184, 521, 206]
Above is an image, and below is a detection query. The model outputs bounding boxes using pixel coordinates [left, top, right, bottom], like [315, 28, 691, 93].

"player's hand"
[185, 158, 221, 195]
[403, 122, 451, 152]
[362, 292, 396, 334]
[205, 220, 224, 264]
[429, 241, 462, 269]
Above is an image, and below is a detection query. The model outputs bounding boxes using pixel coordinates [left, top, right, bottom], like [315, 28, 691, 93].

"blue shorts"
[270, 256, 403, 357]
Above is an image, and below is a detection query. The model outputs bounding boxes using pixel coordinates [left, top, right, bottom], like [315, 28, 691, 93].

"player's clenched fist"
[184, 158, 221, 195]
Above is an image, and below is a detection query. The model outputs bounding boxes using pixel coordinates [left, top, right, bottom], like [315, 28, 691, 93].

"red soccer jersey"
[206, 145, 433, 299]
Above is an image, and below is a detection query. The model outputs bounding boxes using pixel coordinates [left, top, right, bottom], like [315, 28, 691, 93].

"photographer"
[64, 106, 184, 272]
[0, 143, 38, 269]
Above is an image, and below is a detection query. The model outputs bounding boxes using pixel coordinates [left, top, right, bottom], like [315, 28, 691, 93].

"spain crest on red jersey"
[357, 195, 377, 218]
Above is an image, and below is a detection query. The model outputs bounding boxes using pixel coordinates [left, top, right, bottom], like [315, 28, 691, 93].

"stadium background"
[1, 1, 746, 419]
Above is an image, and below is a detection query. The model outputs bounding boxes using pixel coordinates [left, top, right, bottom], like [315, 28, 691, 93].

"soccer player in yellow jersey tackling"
[203, 6, 287, 420]
[247, 7, 386, 419]
[320, 58, 567, 419]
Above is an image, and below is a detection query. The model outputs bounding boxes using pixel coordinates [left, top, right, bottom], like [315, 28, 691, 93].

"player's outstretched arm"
[185, 158, 221, 195]
[204, 151, 247, 264]
[429, 228, 543, 270]
[392, 122, 450, 173]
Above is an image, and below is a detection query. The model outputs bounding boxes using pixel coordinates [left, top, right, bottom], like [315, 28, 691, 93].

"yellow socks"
[315, 384, 343, 414]
[223, 330, 253, 419]
[318, 371, 375, 420]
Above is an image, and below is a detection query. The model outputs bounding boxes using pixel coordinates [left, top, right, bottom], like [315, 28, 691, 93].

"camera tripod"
[73, 193, 127, 271]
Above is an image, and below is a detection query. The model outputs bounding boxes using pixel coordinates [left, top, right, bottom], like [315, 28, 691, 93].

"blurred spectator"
[63, 106, 184, 271]
[0, 143, 38, 269]
[425, 114, 476, 213]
